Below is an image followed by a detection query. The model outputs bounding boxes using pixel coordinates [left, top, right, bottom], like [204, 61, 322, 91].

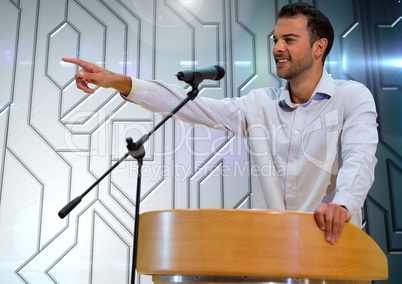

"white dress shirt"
[123, 70, 378, 226]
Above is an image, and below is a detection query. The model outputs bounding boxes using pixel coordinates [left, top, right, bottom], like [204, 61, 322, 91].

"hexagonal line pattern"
[233, 0, 259, 86]
[41, 208, 132, 283]
[376, 16, 402, 90]
[386, 158, 402, 233]
[192, 131, 234, 172]
[108, 116, 167, 207]
[364, 195, 390, 251]
[5, 148, 46, 281]
[374, 13, 402, 162]
[0, 0, 20, 113]
[54, 0, 142, 126]
[339, 21, 362, 81]
[196, 158, 225, 208]
[166, 0, 224, 66]
[46, 22, 81, 90]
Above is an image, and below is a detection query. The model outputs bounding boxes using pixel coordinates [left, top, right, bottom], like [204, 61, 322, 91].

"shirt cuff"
[120, 77, 152, 104]
[332, 190, 361, 225]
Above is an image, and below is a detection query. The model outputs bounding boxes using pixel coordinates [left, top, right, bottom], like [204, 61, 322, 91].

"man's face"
[273, 15, 315, 80]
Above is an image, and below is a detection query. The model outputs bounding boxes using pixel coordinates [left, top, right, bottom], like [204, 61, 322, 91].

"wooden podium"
[136, 209, 388, 284]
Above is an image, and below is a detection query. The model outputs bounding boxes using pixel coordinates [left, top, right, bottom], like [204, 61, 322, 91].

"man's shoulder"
[232, 86, 285, 110]
[334, 78, 370, 92]
[331, 79, 376, 114]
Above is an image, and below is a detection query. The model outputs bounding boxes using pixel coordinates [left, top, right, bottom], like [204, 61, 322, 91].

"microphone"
[176, 65, 225, 84]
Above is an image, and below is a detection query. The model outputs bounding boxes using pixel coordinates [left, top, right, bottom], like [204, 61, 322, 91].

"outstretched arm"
[62, 57, 132, 95]
[62, 57, 248, 136]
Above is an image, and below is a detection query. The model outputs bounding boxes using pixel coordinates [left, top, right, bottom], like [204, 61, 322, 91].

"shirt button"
[294, 130, 300, 135]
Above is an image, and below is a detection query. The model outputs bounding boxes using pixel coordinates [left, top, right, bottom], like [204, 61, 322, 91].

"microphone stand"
[58, 85, 200, 284]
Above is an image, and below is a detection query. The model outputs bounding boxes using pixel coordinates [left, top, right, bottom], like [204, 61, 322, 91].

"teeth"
[278, 59, 288, 63]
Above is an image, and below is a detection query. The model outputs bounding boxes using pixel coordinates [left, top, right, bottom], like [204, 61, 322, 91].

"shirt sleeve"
[121, 78, 249, 137]
[332, 82, 378, 225]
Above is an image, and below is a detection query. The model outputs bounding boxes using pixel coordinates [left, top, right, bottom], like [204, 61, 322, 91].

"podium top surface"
[137, 209, 388, 281]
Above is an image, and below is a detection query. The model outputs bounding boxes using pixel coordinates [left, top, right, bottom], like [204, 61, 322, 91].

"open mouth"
[276, 59, 289, 65]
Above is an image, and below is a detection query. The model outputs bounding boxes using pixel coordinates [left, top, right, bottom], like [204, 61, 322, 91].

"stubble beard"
[277, 49, 314, 81]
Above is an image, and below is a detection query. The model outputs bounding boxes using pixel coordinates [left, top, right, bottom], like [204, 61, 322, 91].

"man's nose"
[273, 40, 284, 53]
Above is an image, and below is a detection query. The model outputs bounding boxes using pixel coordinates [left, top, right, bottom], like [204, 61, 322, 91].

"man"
[62, 3, 378, 244]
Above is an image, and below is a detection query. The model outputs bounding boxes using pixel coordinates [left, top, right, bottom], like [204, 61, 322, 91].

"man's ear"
[314, 38, 328, 60]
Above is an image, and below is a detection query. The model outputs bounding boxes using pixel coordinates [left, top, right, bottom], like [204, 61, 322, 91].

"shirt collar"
[279, 70, 335, 109]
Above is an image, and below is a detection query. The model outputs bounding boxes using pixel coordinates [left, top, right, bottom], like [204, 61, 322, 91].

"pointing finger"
[62, 57, 100, 73]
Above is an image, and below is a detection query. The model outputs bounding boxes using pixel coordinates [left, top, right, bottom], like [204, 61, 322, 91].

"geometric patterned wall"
[0, 0, 400, 283]
[361, 1, 402, 283]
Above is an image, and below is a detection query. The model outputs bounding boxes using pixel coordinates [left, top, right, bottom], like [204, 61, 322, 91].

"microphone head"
[175, 72, 185, 81]
[213, 65, 225, 80]
[175, 65, 225, 84]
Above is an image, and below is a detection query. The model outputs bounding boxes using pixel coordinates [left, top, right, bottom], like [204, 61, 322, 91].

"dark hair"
[278, 3, 334, 63]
